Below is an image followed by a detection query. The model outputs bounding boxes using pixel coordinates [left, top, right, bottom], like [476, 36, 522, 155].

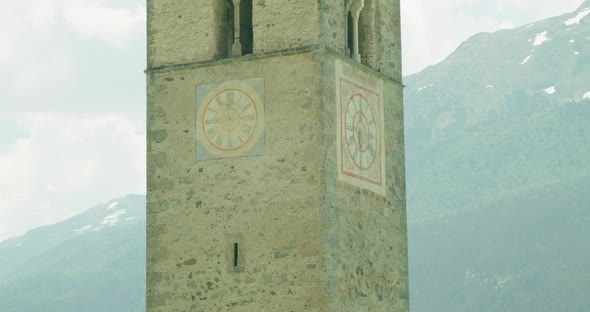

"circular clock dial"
[344, 94, 378, 170]
[202, 89, 258, 151]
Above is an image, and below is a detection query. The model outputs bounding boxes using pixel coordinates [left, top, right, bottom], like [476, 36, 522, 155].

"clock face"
[336, 64, 385, 196]
[344, 94, 378, 170]
[196, 78, 265, 160]
[201, 89, 258, 151]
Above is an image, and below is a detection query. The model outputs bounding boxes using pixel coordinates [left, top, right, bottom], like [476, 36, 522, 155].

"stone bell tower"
[146, 0, 408, 311]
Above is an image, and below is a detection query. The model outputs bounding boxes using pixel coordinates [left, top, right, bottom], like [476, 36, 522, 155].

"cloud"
[0, 113, 145, 241]
[63, 2, 145, 48]
[0, 0, 146, 117]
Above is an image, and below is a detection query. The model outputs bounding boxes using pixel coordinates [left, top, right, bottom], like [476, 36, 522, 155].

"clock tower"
[146, 1, 409, 311]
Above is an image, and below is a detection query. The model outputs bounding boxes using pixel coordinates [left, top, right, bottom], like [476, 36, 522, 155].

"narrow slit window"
[233, 242, 239, 267]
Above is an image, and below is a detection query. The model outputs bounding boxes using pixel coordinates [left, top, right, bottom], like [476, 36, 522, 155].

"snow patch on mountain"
[74, 225, 93, 234]
[575, 51, 580, 55]
[520, 55, 532, 64]
[100, 210, 127, 226]
[564, 8, 590, 26]
[569, 39, 576, 43]
[486, 85, 494, 88]
[583, 91, 590, 99]
[74, 202, 135, 234]
[533, 31, 550, 46]
[543, 86, 557, 95]
[418, 84, 435, 92]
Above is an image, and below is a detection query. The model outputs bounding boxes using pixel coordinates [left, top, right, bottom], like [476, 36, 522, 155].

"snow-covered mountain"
[0, 194, 145, 312]
[405, 2, 590, 311]
[405, 1, 590, 140]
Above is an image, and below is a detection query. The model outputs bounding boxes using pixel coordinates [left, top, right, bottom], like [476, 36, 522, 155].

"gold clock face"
[344, 94, 378, 170]
[201, 89, 258, 152]
[196, 78, 265, 160]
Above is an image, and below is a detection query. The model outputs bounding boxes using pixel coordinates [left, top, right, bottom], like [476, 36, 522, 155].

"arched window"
[347, 11, 354, 57]
[225, 0, 235, 57]
[240, 0, 253, 55]
[358, 0, 374, 67]
[223, 0, 253, 57]
[213, 0, 234, 58]
[346, 0, 364, 62]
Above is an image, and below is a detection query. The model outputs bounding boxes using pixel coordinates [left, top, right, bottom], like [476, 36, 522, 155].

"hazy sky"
[0, 0, 585, 241]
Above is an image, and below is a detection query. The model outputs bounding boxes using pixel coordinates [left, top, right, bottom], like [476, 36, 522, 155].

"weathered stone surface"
[147, 1, 407, 311]
[147, 0, 402, 80]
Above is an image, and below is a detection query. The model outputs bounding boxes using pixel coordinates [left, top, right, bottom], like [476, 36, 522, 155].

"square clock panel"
[335, 60, 386, 195]
[196, 78, 265, 160]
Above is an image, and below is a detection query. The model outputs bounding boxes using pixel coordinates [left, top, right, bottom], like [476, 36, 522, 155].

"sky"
[0, 0, 585, 242]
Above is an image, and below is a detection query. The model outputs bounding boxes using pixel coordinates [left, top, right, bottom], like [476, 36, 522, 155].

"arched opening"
[214, 0, 234, 58]
[347, 11, 354, 57]
[225, 0, 235, 58]
[240, 0, 253, 55]
[358, 13, 364, 63]
[358, 1, 372, 67]
[346, 0, 364, 62]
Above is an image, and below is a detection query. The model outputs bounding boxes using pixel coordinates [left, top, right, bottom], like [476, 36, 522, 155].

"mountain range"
[0, 195, 145, 312]
[405, 2, 590, 311]
[1, 2, 590, 311]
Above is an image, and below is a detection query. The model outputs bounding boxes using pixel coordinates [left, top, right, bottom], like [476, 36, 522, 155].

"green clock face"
[201, 89, 258, 152]
[344, 94, 378, 170]
[336, 59, 385, 195]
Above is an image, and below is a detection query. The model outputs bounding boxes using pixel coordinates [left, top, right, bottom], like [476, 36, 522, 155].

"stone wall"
[148, 0, 402, 80]
[147, 0, 218, 67]
[147, 51, 328, 311]
[147, 49, 408, 311]
[252, 0, 321, 54]
[320, 53, 408, 311]
[147, 1, 407, 311]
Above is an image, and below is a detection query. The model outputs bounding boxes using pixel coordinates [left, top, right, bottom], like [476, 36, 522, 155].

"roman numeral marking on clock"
[368, 145, 375, 157]
[352, 148, 359, 161]
[207, 127, 217, 136]
[242, 103, 252, 111]
[205, 119, 215, 125]
[242, 124, 253, 134]
[216, 135, 223, 146]
[215, 97, 224, 106]
[227, 136, 233, 148]
[244, 114, 255, 121]
[348, 136, 355, 146]
[226, 92, 234, 103]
